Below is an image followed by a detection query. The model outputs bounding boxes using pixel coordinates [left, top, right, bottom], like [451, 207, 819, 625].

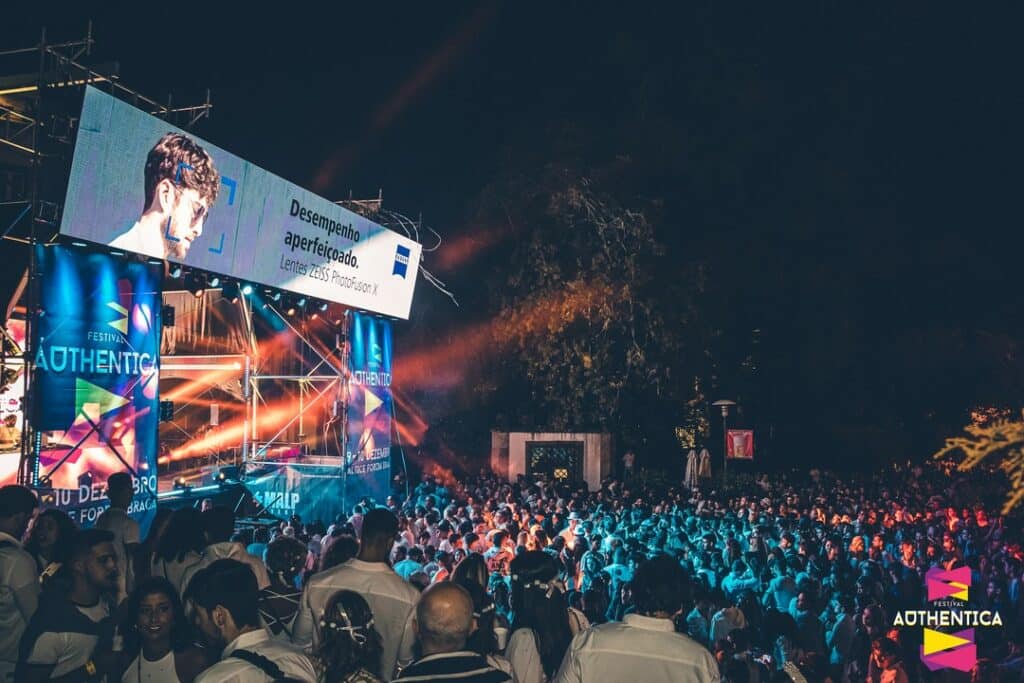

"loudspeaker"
[210, 402, 219, 426]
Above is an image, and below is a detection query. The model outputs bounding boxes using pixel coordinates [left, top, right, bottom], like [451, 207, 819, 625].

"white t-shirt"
[22, 598, 111, 678]
[292, 558, 419, 681]
[0, 532, 39, 670]
[195, 629, 317, 683]
[180, 543, 270, 595]
[151, 551, 202, 598]
[553, 614, 720, 683]
[95, 507, 141, 601]
[506, 628, 547, 683]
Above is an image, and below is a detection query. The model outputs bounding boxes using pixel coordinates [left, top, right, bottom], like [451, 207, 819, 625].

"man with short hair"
[721, 559, 760, 602]
[94, 472, 140, 602]
[17, 529, 120, 682]
[293, 508, 420, 680]
[394, 546, 425, 582]
[397, 582, 510, 682]
[0, 485, 40, 680]
[559, 512, 581, 551]
[109, 132, 220, 260]
[181, 506, 270, 593]
[188, 559, 316, 682]
[554, 555, 719, 683]
[483, 531, 513, 577]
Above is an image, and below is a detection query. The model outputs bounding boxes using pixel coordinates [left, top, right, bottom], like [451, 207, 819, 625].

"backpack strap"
[229, 648, 302, 682]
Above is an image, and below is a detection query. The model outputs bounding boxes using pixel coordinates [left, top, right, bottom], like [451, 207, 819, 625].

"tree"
[480, 168, 705, 453]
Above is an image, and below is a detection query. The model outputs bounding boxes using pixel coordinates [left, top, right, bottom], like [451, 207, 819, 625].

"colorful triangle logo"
[923, 628, 972, 656]
[107, 302, 129, 334]
[75, 377, 130, 417]
[364, 388, 383, 417]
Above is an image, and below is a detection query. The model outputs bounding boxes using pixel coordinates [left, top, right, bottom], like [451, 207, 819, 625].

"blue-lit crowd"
[0, 457, 1021, 682]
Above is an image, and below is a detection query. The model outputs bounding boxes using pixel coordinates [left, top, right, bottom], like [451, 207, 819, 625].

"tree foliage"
[480, 169, 706, 451]
[936, 418, 1024, 514]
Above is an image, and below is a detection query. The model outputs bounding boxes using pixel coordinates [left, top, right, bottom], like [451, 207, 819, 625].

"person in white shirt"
[95, 472, 141, 603]
[119, 576, 210, 683]
[181, 506, 270, 595]
[151, 507, 205, 597]
[293, 509, 419, 681]
[553, 555, 720, 683]
[18, 529, 121, 683]
[108, 132, 220, 261]
[505, 551, 573, 683]
[0, 485, 40, 681]
[187, 559, 317, 682]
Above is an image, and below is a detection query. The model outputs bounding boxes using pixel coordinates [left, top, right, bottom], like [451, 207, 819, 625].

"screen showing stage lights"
[59, 86, 421, 319]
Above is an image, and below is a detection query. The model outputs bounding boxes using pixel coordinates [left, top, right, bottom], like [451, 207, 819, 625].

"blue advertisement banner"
[32, 245, 161, 534]
[346, 311, 393, 502]
[246, 312, 393, 524]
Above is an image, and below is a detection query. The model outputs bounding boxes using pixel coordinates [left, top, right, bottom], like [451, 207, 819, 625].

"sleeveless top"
[122, 650, 180, 683]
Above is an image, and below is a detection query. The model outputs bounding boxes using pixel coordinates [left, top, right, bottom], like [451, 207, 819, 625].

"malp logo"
[894, 567, 1002, 673]
[393, 245, 410, 279]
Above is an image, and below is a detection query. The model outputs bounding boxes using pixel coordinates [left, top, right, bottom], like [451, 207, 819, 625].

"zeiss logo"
[393, 245, 410, 278]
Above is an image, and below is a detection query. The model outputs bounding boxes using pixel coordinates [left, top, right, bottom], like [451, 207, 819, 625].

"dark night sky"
[2, 4, 1022, 465]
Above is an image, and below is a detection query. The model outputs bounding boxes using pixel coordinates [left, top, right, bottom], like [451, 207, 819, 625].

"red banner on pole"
[726, 429, 754, 459]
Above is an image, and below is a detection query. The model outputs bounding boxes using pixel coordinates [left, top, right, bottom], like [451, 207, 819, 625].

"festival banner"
[245, 311, 393, 524]
[246, 461, 369, 526]
[32, 245, 161, 533]
[726, 429, 754, 459]
[345, 311, 393, 501]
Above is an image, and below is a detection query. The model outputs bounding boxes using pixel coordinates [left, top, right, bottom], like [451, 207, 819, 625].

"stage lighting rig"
[241, 283, 254, 295]
[185, 272, 205, 297]
[223, 281, 241, 304]
[169, 264, 183, 278]
[208, 274, 221, 288]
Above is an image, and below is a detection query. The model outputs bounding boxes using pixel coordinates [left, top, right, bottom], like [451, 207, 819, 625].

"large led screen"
[60, 86, 421, 319]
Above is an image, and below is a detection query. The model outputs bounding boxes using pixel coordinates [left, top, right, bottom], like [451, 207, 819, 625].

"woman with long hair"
[506, 551, 573, 683]
[151, 507, 204, 595]
[259, 536, 307, 639]
[314, 589, 383, 683]
[451, 552, 489, 592]
[23, 508, 77, 573]
[133, 507, 173, 584]
[119, 576, 209, 682]
[456, 579, 514, 676]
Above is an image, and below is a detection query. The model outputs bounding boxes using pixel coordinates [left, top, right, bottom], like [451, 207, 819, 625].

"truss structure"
[0, 25, 214, 485]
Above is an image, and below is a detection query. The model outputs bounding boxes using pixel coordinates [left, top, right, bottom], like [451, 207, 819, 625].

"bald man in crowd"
[397, 583, 510, 682]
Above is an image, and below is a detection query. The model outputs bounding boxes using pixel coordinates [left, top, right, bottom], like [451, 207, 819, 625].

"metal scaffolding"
[0, 24, 213, 485]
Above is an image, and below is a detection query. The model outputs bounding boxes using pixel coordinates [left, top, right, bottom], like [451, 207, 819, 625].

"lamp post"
[711, 399, 736, 488]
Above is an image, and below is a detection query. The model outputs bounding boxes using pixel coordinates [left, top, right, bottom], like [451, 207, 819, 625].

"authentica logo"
[893, 567, 1002, 672]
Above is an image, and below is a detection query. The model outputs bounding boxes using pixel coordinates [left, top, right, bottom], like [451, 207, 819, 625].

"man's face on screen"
[163, 186, 209, 259]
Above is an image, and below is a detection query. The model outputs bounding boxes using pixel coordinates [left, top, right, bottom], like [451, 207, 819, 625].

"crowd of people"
[0, 457, 1021, 682]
